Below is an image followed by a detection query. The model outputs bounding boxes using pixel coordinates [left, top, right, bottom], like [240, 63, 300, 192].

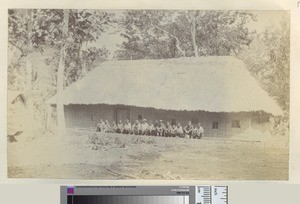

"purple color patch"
[67, 187, 74, 194]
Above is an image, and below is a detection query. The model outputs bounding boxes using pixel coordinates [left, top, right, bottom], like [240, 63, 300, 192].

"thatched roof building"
[49, 56, 281, 136]
[49, 56, 281, 114]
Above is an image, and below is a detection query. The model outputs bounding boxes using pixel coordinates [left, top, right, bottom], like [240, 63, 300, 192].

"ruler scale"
[196, 186, 228, 204]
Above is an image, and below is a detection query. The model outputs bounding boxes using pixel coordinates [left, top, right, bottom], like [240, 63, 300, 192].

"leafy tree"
[238, 17, 290, 112]
[67, 10, 113, 77]
[115, 10, 256, 59]
[8, 9, 114, 131]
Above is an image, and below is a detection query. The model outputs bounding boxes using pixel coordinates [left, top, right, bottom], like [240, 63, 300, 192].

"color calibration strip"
[196, 186, 228, 204]
[67, 195, 189, 204]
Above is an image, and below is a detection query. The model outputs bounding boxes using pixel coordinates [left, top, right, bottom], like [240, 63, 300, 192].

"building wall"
[64, 104, 270, 137]
[64, 104, 116, 128]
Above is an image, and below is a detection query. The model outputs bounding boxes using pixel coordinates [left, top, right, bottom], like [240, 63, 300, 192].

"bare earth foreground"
[8, 129, 288, 180]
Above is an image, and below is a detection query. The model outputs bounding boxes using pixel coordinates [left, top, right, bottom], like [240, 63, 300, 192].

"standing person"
[123, 119, 131, 134]
[116, 120, 124, 134]
[141, 119, 150, 135]
[176, 122, 184, 137]
[184, 121, 194, 138]
[153, 120, 159, 136]
[157, 120, 166, 137]
[193, 122, 204, 139]
[165, 122, 172, 137]
[138, 120, 143, 135]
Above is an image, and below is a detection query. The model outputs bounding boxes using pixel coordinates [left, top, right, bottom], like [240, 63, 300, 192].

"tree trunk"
[191, 11, 198, 57]
[153, 25, 186, 57]
[46, 105, 52, 130]
[57, 9, 69, 132]
[25, 9, 35, 132]
[79, 41, 87, 77]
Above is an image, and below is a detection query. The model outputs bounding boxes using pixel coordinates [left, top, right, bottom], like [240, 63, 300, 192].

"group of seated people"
[96, 119, 204, 139]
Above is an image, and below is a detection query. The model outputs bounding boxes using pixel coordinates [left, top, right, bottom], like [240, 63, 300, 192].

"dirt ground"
[7, 128, 289, 180]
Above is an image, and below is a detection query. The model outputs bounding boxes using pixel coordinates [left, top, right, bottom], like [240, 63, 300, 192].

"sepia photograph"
[7, 9, 289, 180]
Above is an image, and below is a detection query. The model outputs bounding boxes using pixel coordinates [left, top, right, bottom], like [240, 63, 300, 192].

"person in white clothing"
[193, 122, 204, 139]
[141, 119, 150, 135]
[123, 119, 132, 134]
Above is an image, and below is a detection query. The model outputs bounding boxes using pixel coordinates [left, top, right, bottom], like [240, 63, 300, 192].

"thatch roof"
[48, 56, 282, 115]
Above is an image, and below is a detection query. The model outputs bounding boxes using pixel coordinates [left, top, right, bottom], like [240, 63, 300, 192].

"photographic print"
[7, 9, 289, 179]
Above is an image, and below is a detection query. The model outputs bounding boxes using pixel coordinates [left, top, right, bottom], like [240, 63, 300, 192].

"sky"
[93, 10, 290, 58]
[247, 10, 289, 33]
